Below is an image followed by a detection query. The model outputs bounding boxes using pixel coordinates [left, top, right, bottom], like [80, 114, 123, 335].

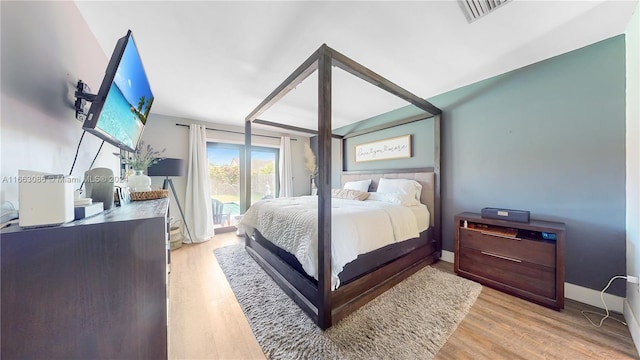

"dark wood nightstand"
[454, 212, 565, 310]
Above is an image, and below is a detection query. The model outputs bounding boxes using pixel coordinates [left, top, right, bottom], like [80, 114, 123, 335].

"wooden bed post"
[317, 45, 332, 330]
[242, 120, 252, 214]
[434, 114, 442, 252]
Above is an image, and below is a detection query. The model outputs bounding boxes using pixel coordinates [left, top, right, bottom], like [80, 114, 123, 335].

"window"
[250, 147, 279, 203]
[207, 142, 279, 228]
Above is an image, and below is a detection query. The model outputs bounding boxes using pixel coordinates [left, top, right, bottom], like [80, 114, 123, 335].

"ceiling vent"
[458, 0, 511, 23]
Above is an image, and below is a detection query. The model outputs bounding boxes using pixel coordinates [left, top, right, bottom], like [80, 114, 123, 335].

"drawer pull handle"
[480, 231, 521, 240]
[481, 251, 522, 263]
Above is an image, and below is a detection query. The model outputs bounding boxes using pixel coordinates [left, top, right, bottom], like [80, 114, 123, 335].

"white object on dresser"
[18, 170, 75, 227]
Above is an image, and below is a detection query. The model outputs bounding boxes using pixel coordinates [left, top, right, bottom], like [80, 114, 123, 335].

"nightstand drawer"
[459, 247, 556, 299]
[459, 228, 555, 267]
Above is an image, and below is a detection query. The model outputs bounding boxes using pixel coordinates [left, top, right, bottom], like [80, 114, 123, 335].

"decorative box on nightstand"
[454, 212, 565, 310]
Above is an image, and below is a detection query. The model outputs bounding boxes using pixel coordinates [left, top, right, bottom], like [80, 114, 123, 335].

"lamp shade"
[147, 158, 186, 177]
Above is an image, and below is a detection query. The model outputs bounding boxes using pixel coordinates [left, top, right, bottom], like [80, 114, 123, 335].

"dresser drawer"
[459, 228, 555, 267]
[459, 247, 556, 299]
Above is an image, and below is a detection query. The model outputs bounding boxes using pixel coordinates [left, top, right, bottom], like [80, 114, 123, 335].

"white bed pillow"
[366, 192, 415, 206]
[375, 178, 422, 206]
[343, 179, 372, 192]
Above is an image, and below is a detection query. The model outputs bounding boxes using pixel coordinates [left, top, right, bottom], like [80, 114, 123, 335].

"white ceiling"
[75, 0, 637, 133]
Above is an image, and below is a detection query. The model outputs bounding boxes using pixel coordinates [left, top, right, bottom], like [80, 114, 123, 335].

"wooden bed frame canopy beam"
[245, 48, 320, 123]
[340, 112, 433, 139]
[245, 44, 441, 124]
[329, 50, 442, 117]
[253, 113, 432, 140]
[253, 118, 344, 139]
[244, 44, 442, 330]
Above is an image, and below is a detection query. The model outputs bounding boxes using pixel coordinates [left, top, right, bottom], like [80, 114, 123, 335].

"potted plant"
[303, 142, 317, 194]
[116, 141, 165, 192]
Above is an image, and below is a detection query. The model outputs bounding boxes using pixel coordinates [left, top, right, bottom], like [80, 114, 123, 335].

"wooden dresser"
[454, 212, 565, 310]
[1, 198, 170, 359]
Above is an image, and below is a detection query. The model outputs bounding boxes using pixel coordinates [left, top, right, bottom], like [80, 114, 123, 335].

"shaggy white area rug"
[214, 244, 482, 360]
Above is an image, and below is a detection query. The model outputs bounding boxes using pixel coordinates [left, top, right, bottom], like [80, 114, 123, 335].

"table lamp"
[147, 158, 193, 242]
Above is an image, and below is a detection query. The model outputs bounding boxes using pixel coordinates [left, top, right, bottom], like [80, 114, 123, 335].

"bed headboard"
[341, 169, 436, 226]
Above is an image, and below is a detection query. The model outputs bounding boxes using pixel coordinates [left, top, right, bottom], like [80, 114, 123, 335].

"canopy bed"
[242, 44, 442, 329]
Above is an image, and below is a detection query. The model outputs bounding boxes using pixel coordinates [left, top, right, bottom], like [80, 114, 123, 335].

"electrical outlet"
[628, 275, 640, 293]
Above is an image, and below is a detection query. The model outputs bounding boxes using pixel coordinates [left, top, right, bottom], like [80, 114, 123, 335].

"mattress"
[241, 196, 430, 289]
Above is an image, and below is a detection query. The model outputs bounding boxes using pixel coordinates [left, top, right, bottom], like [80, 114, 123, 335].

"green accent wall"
[430, 35, 626, 295]
[334, 35, 626, 296]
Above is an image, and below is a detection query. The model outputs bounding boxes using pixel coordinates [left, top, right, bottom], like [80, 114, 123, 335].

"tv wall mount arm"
[74, 80, 97, 121]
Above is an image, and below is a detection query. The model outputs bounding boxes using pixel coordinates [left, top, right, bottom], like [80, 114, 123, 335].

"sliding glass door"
[207, 145, 241, 229]
[250, 148, 278, 204]
[207, 142, 278, 229]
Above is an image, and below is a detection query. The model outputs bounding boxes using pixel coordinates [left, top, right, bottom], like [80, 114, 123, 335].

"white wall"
[140, 114, 311, 218]
[1, 2, 120, 207]
[0, 1, 312, 221]
[625, 2, 640, 354]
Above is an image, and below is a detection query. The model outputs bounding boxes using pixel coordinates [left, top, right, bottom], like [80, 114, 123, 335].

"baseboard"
[624, 300, 640, 356]
[442, 250, 623, 311]
[441, 250, 454, 263]
[564, 282, 624, 313]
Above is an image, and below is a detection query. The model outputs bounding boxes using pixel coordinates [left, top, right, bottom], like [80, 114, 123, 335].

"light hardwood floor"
[169, 232, 638, 359]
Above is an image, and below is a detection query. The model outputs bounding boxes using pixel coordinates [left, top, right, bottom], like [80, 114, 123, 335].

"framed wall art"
[355, 135, 411, 162]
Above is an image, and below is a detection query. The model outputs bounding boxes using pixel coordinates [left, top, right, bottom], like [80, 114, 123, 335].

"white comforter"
[241, 196, 427, 290]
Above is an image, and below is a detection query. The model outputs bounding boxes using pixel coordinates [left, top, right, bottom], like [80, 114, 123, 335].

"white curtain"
[184, 124, 215, 243]
[279, 136, 293, 197]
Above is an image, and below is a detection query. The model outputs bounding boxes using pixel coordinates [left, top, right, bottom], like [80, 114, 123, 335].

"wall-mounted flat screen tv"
[82, 30, 153, 152]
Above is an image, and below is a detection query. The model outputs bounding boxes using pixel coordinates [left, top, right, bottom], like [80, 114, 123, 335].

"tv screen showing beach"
[96, 35, 154, 151]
